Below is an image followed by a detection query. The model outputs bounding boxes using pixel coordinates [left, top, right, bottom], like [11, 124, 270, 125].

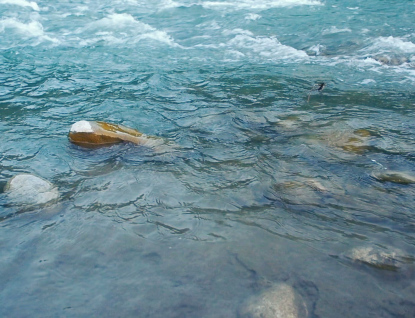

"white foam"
[0, 0, 39, 11]
[308, 44, 325, 55]
[202, 0, 322, 10]
[0, 18, 43, 36]
[0, 18, 59, 43]
[228, 34, 308, 61]
[322, 26, 352, 35]
[223, 28, 254, 36]
[361, 79, 376, 85]
[84, 13, 179, 47]
[71, 120, 94, 133]
[371, 36, 415, 53]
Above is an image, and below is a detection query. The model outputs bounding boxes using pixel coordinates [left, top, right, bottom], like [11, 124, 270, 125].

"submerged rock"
[4, 174, 59, 207]
[345, 246, 410, 271]
[339, 129, 376, 154]
[239, 283, 307, 318]
[69, 120, 163, 148]
[373, 55, 409, 66]
[372, 170, 415, 185]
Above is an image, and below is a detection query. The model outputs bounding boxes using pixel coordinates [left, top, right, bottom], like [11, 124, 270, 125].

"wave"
[322, 26, 352, 35]
[201, 0, 323, 10]
[369, 36, 415, 54]
[0, 18, 59, 45]
[227, 33, 309, 61]
[0, 0, 39, 11]
[245, 13, 262, 20]
[80, 13, 180, 47]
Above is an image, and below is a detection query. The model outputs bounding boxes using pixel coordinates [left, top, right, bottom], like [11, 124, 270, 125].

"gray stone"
[346, 246, 407, 271]
[239, 283, 307, 318]
[4, 174, 59, 207]
[372, 170, 415, 185]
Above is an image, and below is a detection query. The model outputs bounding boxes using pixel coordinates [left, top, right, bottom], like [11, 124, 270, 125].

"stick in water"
[307, 82, 325, 103]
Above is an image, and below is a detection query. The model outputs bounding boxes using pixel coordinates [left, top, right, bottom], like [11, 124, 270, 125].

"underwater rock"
[345, 246, 409, 271]
[372, 170, 415, 185]
[69, 120, 163, 148]
[317, 127, 375, 154]
[373, 55, 409, 66]
[4, 174, 59, 207]
[239, 283, 307, 318]
[339, 129, 376, 154]
[268, 178, 328, 207]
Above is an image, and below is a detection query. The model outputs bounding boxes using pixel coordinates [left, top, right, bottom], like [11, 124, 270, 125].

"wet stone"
[239, 283, 308, 318]
[4, 174, 59, 207]
[68, 120, 163, 148]
[345, 246, 409, 271]
[372, 171, 415, 185]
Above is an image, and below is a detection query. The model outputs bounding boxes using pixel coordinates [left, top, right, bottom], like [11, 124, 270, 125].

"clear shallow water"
[1, 0, 415, 317]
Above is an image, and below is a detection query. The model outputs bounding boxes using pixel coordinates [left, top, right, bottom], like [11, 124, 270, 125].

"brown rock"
[68, 120, 160, 148]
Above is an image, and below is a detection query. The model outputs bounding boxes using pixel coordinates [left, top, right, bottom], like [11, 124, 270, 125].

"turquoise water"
[1, 0, 415, 316]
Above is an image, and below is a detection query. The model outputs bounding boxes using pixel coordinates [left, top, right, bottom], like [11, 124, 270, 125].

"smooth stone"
[339, 129, 375, 154]
[68, 120, 163, 148]
[4, 174, 59, 207]
[374, 55, 409, 66]
[372, 171, 415, 185]
[346, 246, 407, 271]
[239, 283, 307, 318]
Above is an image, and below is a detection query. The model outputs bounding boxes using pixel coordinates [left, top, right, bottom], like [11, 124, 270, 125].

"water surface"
[1, 0, 415, 316]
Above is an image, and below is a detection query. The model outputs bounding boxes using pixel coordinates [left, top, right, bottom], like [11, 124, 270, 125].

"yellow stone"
[354, 129, 373, 138]
[68, 120, 157, 148]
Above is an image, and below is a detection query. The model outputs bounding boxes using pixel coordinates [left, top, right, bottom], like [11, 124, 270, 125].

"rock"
[318, 128, 375, 154]
[372, 171, 415, 185]
[339, 129, 377, 154]
[373, 55, 409, 66]
[68, 120, 163, 148]
[239, 283, 307, 318]
[4, 174, 59, 207]
[345, 246, 408, 271]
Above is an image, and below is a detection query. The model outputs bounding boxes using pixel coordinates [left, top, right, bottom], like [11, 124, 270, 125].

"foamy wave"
[202, 0, 322, 10]
[322, 26, 352, 35]
[228, 34, 308, 61]
[371, 36, 415, 53]
[0, 18, 59, 43]
[83, 13, 179, 47]
[355, 36, 415, 66]
[0, 0, 39, 10]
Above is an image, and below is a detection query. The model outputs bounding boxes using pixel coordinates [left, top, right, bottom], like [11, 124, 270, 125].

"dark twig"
[307, 82, 325, 103]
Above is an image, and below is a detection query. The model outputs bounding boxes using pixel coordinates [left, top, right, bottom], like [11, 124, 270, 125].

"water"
[1, 0, 415, 316]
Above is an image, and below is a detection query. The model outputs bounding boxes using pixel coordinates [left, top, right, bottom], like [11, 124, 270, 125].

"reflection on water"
[1, 77, 415, 316]
[1, 0, 415, 314]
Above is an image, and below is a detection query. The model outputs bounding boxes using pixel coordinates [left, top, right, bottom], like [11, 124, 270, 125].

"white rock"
[70, 120, 94, 133]
[4, 174, 59, 207]
[239, 283, 307, 318]
[346, 246, 406, 271]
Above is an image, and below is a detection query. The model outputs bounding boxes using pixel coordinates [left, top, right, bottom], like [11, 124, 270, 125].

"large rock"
[345, 246, 408, 271]
[372, 170, 415, 185]
[4, 174, 59, 207]
[239, 283, 307, 318]
[68, 120, 163, 148]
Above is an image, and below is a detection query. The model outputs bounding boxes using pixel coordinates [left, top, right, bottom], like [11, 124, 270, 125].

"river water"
[1, 0, 415, 317]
